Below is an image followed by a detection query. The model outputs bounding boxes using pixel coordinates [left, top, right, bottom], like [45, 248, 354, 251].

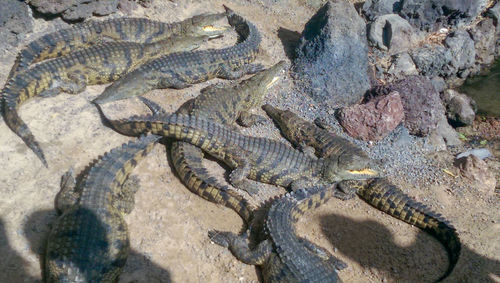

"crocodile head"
[323, 154, 379, 183]
[183, 12, 229, 38]
[262, 104, 312, 146]
[93, 70, 157, 104]
[238, 61, 287, 106]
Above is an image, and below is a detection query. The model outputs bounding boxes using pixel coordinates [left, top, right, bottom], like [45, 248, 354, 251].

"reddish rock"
[372, 75, 446, 136]
[338, 91, 404, 141]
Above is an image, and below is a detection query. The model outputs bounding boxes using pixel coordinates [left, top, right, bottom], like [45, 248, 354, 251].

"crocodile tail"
[2, 95, 48, 167]
[171, 141, 255, 223]
[356, 178, 460, 281]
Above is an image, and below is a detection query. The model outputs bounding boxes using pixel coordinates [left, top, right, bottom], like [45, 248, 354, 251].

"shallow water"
[460, 59, 500, 117]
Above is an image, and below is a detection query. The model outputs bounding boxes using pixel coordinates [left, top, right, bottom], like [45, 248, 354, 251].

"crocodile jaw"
[266, 76, 281, 89]
[347, 168, 378, 177]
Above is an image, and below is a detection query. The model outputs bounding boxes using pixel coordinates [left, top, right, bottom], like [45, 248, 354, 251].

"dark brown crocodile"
[209, 184, 346, 282]
[45, 134, 161, 282]
[262, 104, 461, 281]
[7, 14, 228, 81]
[100, 110, 379, 196]
[2, 13, 227, 167]
[92, 6, 263, 104]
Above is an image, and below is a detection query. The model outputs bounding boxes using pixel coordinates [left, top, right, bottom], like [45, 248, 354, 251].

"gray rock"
[363, 0, 402, 20]
[410, 44, 453, 77]
[0, 1, 33, 47]
[470, 18, 496, 65]
[441, 89, 476, 126]
[425, 131, 447, 151]
[368, 14, 415, 54]
[293, 0, 370, 108]
[457, 148, 493, 160]
[430, 76, 447, 93]
[373, 75, 446, 136]
[455, 155, 496, 194]
[387, 52, 418, 79]
[444, 29, 476, 75]
[399, 0, 489, 31]
[337, 91, 404, 141]
[29, 0, 119, 21]
[435, 114, 461, 146]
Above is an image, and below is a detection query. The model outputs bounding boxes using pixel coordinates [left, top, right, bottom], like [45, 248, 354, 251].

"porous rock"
[387, 52, 418, 79]
[293, 0, 370, 108]
[337, 91, 404, 141]
[0, 1, 33, 47]
[470, 18, 496, 65]
[368, 14, 415, 53]
[29, 0, 119, 21]
[399, 0, 489, 31]
[362, 0, 402, 20]
[410, 44, 453, 77]
[441, 89, 476, 126]
[444, 30, 476, 76]
[373, 75, 445, 136]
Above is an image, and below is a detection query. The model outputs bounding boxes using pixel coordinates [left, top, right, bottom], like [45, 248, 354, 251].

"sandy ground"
[0, 0, 499, 282]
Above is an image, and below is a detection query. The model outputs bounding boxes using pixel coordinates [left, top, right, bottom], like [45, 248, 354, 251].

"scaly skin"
[102, 111, 378, 194]
[93, 6, 263, 104]
[7, 14, 228, 81]
[339, 178, 461, 282]
[262, 104, 369, 161]
[169, 61, 286, 223]
[263, 105, 460, 281]
[208, 185, 345, 282]
[45, 134, 161, 282]
[2, 13, 227, 168]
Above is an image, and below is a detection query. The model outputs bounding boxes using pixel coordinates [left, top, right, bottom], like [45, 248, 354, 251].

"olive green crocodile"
[45, 134, 160, 282]
[93, 6, 263, 104]
[262, 105, 460, 281]
[209, 184, 346, 282]
[7, 14, 227, 81]
[2, 12, 227, 168]
[101, 110, 379, 196]
[168, 61, 287, 223]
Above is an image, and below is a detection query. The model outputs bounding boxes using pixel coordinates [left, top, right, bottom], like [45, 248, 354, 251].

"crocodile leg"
[237, 111, 266, 127]
[208, 230, 272, 265]
[298, 144, 317, 159]
[158, 75, 192, 89]
[113, 175, 141, 214]
[38, 73, 87, 98]
[226, 148, 261, 195]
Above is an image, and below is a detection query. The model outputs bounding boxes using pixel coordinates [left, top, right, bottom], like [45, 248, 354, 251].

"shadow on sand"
[320, 213, 500, 282]
[0, 208, 172, 282]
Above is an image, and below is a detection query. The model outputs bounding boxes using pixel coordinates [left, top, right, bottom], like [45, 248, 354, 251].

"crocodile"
[262, 104, 460, 281]
[100, 109, 379, 196]
[208, 184, 346, 282]
[92, 6, 263, 104]
[262, 104, 370, 161]
[2, 13, 227, 168]
[7, 13, 229, 81]
[45, 134, 161, 282]
[167, 60, 287, 223]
